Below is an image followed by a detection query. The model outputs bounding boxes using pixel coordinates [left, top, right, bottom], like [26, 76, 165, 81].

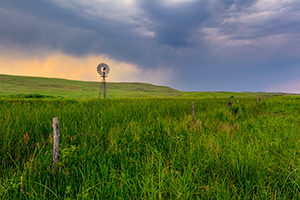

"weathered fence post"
[228, 101, 232, 109]
[192, 102, 195, 128]
[52, 117, 59, 171]
[257, 97, 261, 102]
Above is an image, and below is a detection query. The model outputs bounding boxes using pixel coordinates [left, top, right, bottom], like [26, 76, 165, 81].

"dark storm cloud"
[0, 0, 180, 68]
[136, 0, 257, 47]
[0, 0, 136, 56]
[1, 0, 300, 91]
[137, 0, 210, 47]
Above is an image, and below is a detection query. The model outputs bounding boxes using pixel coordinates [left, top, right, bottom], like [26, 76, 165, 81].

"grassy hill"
[1, 74, 300, 198]
[0, 74, 289, 99]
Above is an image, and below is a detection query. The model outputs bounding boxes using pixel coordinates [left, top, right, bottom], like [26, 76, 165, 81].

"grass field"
[1, 96, 300, 199]
[0, 74, 284, 99]
[1, 74, 300, 199]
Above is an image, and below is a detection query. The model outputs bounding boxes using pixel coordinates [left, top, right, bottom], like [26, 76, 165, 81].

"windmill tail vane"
[97, 63, 110, 98]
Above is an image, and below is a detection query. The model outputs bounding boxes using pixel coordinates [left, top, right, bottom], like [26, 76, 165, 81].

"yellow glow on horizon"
[0, 53, 174, 85]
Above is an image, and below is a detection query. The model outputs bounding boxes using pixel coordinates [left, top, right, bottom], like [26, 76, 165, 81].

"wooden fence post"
[228, 101, 232, 109]
[257, 97, 261, 102]
[52, 117, 59, 171]
[192, 102, 195, 128]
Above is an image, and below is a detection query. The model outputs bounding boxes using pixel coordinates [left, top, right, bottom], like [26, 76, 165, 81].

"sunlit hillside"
[0, 74, 288, 99]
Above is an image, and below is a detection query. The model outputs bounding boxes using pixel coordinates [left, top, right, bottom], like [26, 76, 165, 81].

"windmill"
[97, 63, 110, 98]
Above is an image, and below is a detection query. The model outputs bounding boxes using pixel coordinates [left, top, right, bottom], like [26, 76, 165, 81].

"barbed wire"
[0, 141, 49, 152]
[64, 133, 97, 139]
[1, 155, 35, 164]
[1, 120, 159, 162]
[72, 140, 104, 149]
[62, 120, 155, 140]
[1, 157, 23, 163]
[1, 99, 270, 164]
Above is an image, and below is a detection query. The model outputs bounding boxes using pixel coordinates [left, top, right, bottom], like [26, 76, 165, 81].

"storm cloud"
[1, 0, 300, 92]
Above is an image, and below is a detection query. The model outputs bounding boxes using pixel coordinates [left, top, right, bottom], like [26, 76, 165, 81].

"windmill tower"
[97, 63, 110, 98]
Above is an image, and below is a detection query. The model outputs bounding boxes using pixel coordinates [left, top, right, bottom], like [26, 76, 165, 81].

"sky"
[1, 0, 300, 92]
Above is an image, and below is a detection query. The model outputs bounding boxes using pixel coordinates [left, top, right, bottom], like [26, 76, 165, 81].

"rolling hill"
[0, 74, 288, 99]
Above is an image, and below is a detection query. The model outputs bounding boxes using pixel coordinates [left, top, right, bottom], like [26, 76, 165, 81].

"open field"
[0, 74, 287, 99]
[1, 96, 300, 199]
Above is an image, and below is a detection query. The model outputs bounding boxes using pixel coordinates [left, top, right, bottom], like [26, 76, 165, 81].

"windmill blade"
[97, 63, 110, 77]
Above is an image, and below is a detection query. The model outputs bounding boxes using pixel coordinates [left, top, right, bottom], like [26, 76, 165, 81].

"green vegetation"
[1, 96, 300, 199]
[1, 74, 300, 198]
[0, 74, 286, 99]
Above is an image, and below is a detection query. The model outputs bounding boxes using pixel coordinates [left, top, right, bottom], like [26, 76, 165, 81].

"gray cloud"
[1, 0, 300, 92]
[0, 0, 181, 69]
[0, 0, 136, 55]
[137, 0, 211, 47]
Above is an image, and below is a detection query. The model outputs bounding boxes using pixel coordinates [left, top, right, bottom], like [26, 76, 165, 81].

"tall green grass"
[1, 96, 300, 199]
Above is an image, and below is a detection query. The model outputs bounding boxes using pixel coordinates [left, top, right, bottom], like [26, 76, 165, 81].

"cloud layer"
[1, 0, 300, 92]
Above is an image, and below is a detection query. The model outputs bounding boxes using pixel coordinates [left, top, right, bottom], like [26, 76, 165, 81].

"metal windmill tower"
[97, 63, 110, 98]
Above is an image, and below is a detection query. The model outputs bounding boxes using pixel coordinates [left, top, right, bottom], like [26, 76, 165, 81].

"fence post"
[52, 117, 59, 171]
[257, 97, 261, 102]
[192, 102, 195, 128]
[228, 101, 232, 109]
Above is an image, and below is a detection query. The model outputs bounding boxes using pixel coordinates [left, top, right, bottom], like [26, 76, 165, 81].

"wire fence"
[1, 98, 264, 164]
[1, 155, 36, 164]
[0, 141, 48, 152]
[1, 119, 156, 164]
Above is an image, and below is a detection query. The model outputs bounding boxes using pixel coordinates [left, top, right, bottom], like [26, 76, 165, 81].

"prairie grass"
[1, 96, 300, 199]
[0, 74, 282, 99]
